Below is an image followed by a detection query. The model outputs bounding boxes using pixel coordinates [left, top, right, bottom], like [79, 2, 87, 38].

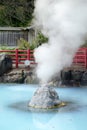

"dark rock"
[10, 70, 26, 83]
[60, 70, 85, 86]
[81, 71, 87, 80]
[61, 70, 73, 85]
[72, 70, 83, 82]
[81, 71, 87, 85]
[0, 53, 12, 76]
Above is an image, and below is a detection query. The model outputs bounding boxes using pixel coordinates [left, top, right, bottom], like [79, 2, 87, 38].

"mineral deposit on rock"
[29, 85, 61, 109]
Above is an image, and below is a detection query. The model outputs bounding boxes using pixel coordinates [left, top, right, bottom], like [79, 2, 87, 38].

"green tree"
[0, 0, 34, 26]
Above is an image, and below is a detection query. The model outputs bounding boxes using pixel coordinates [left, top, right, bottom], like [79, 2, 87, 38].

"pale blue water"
[0, 84, 87, 130]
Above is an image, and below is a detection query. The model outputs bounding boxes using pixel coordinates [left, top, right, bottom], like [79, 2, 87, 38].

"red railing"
[0, 48, 87, 68]
[0, 49, 35, 68]
[73, 48, 87, 68]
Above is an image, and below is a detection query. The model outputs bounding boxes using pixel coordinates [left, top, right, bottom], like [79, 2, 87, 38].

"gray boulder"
[29, 85, 61, 109]
[0, 53, 12, 76]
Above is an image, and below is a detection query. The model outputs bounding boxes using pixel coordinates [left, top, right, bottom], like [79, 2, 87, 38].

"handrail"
[0, 49, 35, 68]
[0, 48, 87, 68]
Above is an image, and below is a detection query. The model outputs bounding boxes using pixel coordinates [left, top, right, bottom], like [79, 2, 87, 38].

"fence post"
[86, 48, 87, 68]
[15, 49, 18, 68]
[27, 49, 30, 60]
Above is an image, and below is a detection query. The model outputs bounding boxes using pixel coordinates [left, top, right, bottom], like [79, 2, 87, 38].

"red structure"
[73, 48, 87, 68]
[0, 48, 87, 68]
[0, 49, 35, 68]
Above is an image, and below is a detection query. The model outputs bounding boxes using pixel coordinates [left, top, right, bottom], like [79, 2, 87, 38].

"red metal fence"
[0, 48, 87, 68]
[73, 48, 87, 68]
[0, 49, 35, 68]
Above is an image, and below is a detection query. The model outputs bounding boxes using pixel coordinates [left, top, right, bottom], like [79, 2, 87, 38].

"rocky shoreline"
[0, 53, 87, 86]
[0, 66, 87, 87]
[0, 67, 39, 84]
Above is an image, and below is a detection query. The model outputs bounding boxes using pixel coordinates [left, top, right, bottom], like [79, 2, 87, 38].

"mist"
[33, 0, 87, 84]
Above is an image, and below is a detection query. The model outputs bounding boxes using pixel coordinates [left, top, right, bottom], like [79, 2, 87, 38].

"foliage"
[82, 40, 87, 47]
[17, 32, 48, 50]
[17, 38, 30, 50]
[17, 38, 37, 50]
[29, 43, 37, 50]
[0, 0, 34, 27]
[0, 45, 16, 55]
[0, 32, 48, 50]
[32, 32, 48, 47]
[0, 45, 16, 50]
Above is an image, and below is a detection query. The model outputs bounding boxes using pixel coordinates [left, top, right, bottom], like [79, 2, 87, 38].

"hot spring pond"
[0, 84, 87, 130]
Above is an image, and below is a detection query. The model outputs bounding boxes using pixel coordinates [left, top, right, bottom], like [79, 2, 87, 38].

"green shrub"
[32, 32, 48, 47]
[0, 45, 16, 50]
[0, 32, 48, 51]
[17, 32, 48, 50]
[17, 38, 30, 50]
[36, 32, 48, 45]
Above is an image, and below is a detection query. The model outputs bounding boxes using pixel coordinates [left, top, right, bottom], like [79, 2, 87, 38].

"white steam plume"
[34, 0, 87, 84]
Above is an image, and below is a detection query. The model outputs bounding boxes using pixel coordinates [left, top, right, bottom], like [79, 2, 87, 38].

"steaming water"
[34, 0, 87, 83]
[0, 84, 87, 130]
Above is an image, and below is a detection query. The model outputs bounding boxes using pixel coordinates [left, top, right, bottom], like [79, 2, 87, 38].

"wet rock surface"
[0, 64, 87, 86]
[61, 69, 87, 86]
[29, 85, 61, 109]
[0, 67, 39, 84]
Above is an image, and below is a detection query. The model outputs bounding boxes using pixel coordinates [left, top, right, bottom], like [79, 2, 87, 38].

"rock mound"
[29, 85, 61, 109]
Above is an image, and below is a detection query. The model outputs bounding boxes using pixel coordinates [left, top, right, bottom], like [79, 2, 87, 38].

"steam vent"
[29, 85, 62, 109]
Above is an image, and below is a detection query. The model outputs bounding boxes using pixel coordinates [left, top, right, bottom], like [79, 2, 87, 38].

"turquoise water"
[0, 84, 87, 130]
